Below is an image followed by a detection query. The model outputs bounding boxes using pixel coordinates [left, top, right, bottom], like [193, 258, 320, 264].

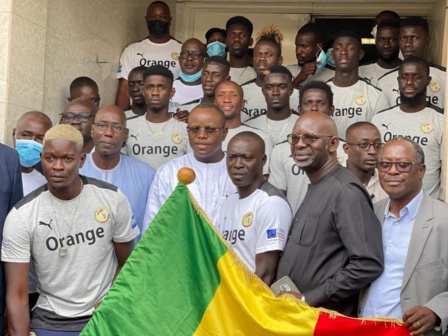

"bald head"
[95, 105, 127, 126]
[290, 112, 339, 176]
[64, 98, 97, 114]
[183, 38, 207, 55]
[229, 131, 265, 155]
[190, 102, 226, 127]
[295, 111, 338, 136]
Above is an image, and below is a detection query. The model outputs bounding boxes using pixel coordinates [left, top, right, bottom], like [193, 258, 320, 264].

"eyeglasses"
[93, 122, 126, 134]
[60, 112, 95, 123]
[179, 51, 204, 59]
[346, 142, 383, 151]
[186, 126, 224, 134]
[287, 133, 333, 145]
[378, 161, 419, 173]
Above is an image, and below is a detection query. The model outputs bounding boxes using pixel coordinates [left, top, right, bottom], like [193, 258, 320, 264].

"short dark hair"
[143, 65, 174, 84]
[299, 81, 334, 107]
[333, 30, 362, 47]
[203, 56, 230, 75]
[345, 121, 378, 140]
[263, 65, 292, 79]
[375, 10, 400, 24]
[377, 20, 400, 32]
[231, 131, 266, 155]
[190, 102, 226, 126]
[205, 28, 226, 41]
[69, 77, 98, 94]
[129, 66, 147, 77]
[400, 56, 430, 76]
[400, 16, 429, 33]
[297, 23, 324, 44]
[226, 16, 253, 36]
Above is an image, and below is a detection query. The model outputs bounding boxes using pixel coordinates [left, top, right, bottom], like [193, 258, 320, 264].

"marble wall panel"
[12, 0, 47, 28]
[0, 12, 11, 104]
[7, 13, 46, 110]
[0, 0, 11, 12]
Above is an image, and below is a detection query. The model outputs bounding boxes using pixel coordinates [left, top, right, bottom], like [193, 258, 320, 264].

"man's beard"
[400, 89, 427, 106]
[378, 49, 399, 63]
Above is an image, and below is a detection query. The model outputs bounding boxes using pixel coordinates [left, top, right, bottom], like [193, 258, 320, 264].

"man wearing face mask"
[115, 1, 182, 110]
[171, 38, 207, 105]
[205, 27, 227, 58]
[287, 23, 334, 89]
[13, 111, 52, 196]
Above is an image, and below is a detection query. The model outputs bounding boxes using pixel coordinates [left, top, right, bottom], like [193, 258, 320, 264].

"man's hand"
[402, 306, 438, 336]
[293, 62, 319, 88]
[174, 109, 189, 123]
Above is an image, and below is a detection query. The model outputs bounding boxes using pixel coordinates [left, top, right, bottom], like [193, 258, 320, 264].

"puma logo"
[137, 53, 144, 58]
[39, 219, 53, 230]
[393, 88, 399, 93]
[131, 134, 139, 141]
[382, 123, 390, 130]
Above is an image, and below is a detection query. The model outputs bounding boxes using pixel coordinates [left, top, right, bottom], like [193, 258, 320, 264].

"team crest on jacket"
[94, 207, 110, 224]
[355, 95, 367, 105]
[430, 81, 441, 93]
[421, 122, 434, 134]
[171, 52, 179, 60]
[241, 212, 254, 228]
[172, 132, 183, 144]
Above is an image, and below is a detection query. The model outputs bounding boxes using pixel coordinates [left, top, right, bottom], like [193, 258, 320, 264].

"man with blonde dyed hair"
[2, 124, 139, 335]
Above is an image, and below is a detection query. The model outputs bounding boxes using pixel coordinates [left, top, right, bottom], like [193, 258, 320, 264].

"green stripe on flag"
[81, 183, 228, 335]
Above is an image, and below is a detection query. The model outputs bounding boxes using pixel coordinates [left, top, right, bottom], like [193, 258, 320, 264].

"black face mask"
[147, 20, 169, 38]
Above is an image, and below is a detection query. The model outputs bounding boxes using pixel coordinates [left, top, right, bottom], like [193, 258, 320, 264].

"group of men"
[0, 1, 447, 335]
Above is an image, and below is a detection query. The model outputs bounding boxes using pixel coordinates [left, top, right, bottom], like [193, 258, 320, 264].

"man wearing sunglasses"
[343, 122, 388, 203]
[360, 137, 448, 336]
[60, 98, 98, 154]
[276, 111, 383, 317]
[143, 102, 237, 230]
[80, 105, 155, 242]
[372, 56, 443, 198]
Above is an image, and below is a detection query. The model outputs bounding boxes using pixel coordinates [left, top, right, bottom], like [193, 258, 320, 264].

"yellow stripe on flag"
[195, 249, 319, 336]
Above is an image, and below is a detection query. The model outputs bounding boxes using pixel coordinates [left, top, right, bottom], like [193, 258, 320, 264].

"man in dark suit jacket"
[360, 137, 448, 336]
[0, 143, 23, 331]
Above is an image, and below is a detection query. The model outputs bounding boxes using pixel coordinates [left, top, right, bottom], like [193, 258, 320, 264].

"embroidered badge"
[172, 132, 183, 144]
[430, 81, 441, 93]
[355, 95, 367, 105]
[421, 122, 433, 134]
[241, 212, 254, 228]
[94, 207, 110, 224]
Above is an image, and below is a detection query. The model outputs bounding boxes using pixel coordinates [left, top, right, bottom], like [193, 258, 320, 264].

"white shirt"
[143, 152, 237, 232]
[218, 186, 292, 272]
[172, 79, 203, 105]
[22, 169, 47, 196]
[229, 67, 257, 85]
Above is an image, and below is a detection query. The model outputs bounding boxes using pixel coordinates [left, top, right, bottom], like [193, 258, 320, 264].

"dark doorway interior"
[314, 18, 377, 65]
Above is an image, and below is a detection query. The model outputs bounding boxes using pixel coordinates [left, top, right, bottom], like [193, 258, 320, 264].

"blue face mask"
[316, 48, 327, 71]
[179, 70, 202, 83]
[207, 41, 227, 57]
[15, 139, 43, 168]
[326, 48, 336, 68]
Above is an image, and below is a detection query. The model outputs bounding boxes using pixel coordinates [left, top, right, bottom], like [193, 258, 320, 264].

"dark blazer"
[0, 144, 23, 331]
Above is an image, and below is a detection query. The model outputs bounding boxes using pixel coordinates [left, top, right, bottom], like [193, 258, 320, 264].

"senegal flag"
[81, 181, 410, 335]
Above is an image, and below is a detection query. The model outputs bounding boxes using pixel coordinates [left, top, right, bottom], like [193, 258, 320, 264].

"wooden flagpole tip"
[177, 167, 196, 185]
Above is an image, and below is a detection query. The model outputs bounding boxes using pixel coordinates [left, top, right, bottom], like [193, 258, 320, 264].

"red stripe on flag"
[314, 312, 411, 336]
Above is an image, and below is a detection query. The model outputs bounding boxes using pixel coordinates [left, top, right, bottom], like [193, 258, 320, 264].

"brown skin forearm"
[255, 250, 281, 286]
[115, 79, 131, 110]
[5, 263, 30, 336]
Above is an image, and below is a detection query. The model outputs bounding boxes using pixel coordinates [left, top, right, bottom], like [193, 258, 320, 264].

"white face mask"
[371, 25, 377, 39]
